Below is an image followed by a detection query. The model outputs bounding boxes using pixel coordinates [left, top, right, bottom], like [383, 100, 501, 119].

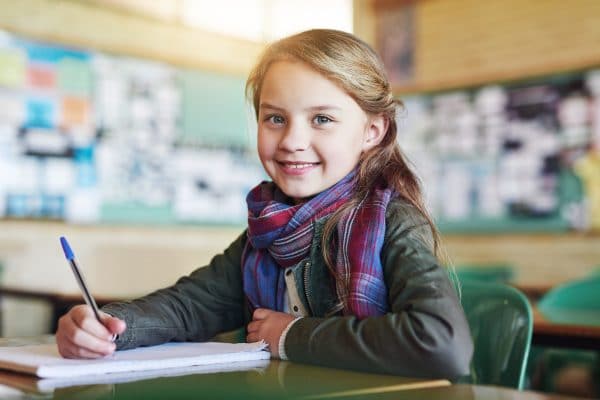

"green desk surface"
[0, 336, 448, 399]
[343, 384, 577, 399]
[0, 336, 571, 400]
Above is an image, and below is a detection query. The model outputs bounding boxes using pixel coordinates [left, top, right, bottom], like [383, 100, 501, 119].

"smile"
[284, 163, 316, 169]
[277, 161, 320, 174]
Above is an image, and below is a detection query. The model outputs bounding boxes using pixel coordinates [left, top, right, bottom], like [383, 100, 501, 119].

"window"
[95, 0, 353, 42]
[164, 0, 352, 42]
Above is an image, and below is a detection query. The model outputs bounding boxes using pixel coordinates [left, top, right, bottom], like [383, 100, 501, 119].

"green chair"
[459, 281, 533, 389]
[528, 276, 600, 395]
[537, 276, 600, 326]
[456, 263, 515, 284]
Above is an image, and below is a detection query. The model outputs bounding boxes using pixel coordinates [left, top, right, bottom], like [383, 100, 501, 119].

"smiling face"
[257, 60, 380, 203]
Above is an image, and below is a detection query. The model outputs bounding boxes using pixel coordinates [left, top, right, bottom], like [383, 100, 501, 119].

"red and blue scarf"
[242, 172, 393, 319]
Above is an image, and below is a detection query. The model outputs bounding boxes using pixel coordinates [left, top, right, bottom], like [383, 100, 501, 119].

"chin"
[283, 190, 312, 201]
[279, 186, 318, 202]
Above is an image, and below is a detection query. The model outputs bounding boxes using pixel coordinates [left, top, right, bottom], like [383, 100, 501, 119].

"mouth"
[277, 160, 320, 174]
[277, 161, 320, 168]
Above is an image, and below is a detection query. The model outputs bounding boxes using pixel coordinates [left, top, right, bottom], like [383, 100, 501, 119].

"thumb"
[100, 312, 127, 335]
[252, 308, 273, 320]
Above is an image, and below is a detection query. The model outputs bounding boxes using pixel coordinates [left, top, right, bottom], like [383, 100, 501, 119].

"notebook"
[0, 358, 270, 395]
[0, 341, 270, 379]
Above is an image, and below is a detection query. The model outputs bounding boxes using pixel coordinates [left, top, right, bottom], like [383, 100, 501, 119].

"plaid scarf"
[242, 172, 393, 319]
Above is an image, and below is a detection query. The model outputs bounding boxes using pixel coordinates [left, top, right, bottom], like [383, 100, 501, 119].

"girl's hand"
[56, 305, 126, 359]
[246, 308, 295, 358]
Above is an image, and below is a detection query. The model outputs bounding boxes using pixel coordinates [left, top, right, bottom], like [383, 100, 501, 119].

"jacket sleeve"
[101, 231, 247, 350]
[283, 204, 474, 380]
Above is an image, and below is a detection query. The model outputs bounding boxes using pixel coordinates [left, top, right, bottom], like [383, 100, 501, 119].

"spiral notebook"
[0, 341, 270, 379]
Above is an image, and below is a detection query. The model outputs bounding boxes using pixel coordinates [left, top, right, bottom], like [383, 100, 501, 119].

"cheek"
[257, 148, 269, 170]
[256, 133, 270, 159]
[321, 140, 362, 164]
[256, 136, 277, 175]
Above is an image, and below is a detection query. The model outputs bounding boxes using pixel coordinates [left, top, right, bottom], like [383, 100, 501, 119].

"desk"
[533, 309, 600, 350]
[0, 335, 450, 399]
[344, 385, 576, 399]
[512, 282, 554, 301]
[0, 336, 579, 400]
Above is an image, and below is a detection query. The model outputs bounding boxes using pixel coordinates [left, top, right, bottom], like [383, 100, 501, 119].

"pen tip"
[60, 236, 74, 260]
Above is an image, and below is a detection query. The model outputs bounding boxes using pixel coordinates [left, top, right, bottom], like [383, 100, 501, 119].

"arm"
[102, 232, 247, 350]
[282, 213, 473, 379]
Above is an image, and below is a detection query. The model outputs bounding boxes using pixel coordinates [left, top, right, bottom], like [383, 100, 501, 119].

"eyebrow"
[259, 102, 342, 112]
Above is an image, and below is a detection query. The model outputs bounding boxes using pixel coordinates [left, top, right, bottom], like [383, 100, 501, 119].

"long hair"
[246, 29, 445, 277]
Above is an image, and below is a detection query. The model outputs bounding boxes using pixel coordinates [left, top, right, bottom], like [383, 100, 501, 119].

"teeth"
[287, 163, 313, 169]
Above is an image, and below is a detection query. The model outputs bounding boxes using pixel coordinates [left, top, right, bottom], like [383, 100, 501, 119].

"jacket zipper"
[303, 260, 314, 315]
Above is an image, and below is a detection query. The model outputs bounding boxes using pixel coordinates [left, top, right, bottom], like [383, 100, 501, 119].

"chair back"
[459, 281, 533, 389]
[537, 276, 600, 326]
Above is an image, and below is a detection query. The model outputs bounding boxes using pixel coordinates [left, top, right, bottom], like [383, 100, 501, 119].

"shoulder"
[216, 229, 248, 265]
[384, 196, 435, 253]
[385, 196, 431, 235]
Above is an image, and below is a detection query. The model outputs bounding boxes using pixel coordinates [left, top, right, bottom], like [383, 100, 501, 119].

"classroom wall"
[361, 0, 600, 93]
[1, 0, 600, 336]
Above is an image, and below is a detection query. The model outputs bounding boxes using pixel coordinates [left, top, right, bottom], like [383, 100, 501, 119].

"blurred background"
[0, 0, 599, 396]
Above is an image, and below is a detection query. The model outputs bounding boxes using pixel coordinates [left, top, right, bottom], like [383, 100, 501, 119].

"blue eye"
[314, 115, 332, 125]
[266, 115, 285, 125]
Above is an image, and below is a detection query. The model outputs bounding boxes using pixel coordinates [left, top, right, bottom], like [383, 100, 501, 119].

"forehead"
[260, 60, 357, 109]
[262, 61, 335, 91]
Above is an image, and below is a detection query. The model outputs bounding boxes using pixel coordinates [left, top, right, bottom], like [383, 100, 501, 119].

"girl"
[56, 29, 473, 379]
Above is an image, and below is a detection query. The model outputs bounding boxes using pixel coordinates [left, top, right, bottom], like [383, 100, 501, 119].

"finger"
[60, 335, 110, 359]
[69, 304, 91, 321]
[62, 317, 116, 355]
[246, 332, 260, 343]
[58, 334, 102, 359]
[252, 308, 271, 320]
[56, 325, 109, 359]
[72, 307, 115, 341]
[246, 320, 261, 333]
[100, 312, 127, 336]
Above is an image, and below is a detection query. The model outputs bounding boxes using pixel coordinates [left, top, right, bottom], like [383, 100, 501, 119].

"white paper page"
[36, 358, 270, 393]
[0, 342, 270, 379]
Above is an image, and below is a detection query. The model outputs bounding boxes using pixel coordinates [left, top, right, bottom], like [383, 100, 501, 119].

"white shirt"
[278, 266, 308, 359]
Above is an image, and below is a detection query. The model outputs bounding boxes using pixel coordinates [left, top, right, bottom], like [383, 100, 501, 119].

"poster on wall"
[0, 34, 94, 221]
[375, 0, 415, 86]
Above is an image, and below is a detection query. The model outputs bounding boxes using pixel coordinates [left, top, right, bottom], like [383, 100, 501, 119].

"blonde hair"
[246, 29, 444, 272]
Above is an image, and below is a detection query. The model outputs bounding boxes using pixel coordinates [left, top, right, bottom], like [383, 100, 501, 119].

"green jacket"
[102, 199, 473, 379]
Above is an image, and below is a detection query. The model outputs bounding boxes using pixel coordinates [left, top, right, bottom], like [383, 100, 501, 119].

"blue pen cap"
[60, 236, 74, 260]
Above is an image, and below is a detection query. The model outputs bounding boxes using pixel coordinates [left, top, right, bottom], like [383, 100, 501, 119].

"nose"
[278, 121, 310, 152]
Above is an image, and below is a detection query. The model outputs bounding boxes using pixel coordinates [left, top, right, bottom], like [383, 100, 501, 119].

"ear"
[362, 114, 388, 152]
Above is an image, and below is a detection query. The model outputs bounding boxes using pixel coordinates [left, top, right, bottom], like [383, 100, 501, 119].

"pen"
[59, 236, 103, 324]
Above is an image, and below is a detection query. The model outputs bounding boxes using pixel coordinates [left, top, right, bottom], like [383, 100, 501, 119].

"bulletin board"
[1, 30, 598, 232]
[398, 71, 600, 233]
[0, 30, 264, 226]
